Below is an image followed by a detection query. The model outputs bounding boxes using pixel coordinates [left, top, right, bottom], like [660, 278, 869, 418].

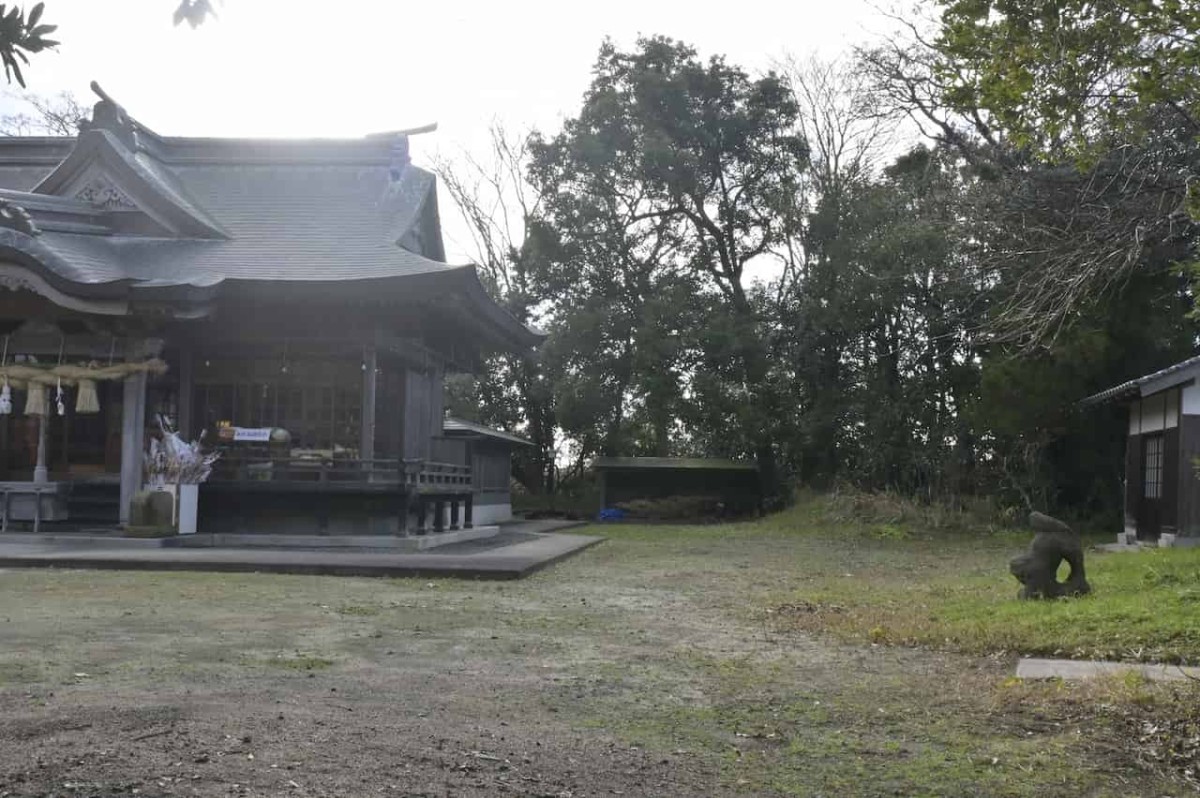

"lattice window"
[1144, 435, 1163, 499]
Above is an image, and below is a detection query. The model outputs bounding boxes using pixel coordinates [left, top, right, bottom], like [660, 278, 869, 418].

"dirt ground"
[0, 522, 1182, 797]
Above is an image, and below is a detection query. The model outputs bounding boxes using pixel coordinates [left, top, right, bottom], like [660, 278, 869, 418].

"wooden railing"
[209, 448, 472, 495]
[406, 460, 472, 491]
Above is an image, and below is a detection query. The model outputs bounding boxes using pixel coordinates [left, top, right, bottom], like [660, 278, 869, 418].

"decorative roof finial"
[389, 137, 410, 181]
[81, 81, 139, 150]
[384, 122, 437, 182]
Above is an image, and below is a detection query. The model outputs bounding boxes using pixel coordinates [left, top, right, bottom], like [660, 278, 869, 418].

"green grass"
[754, 496, 1200, 663]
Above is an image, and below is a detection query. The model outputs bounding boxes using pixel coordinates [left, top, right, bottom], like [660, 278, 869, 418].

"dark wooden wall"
[400, 366, 444, 460]
[1164, 427, 1180, 531]
[470, 440, 513, 494]
[1176, 416, 1200, 537]
[431, 436, 468, 466]
[1128, 426, 1185, 539]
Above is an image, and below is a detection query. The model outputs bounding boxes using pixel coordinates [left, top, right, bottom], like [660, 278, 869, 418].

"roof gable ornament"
[0, 199, 39, 236]
[373, 122, 438, 181]
[32, 81, 229, 239]
[74, 177, 137, 210]
[79, 82, 141, 151]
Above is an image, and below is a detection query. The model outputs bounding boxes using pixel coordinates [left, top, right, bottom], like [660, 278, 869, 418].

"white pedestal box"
[178, 484, 199, 535]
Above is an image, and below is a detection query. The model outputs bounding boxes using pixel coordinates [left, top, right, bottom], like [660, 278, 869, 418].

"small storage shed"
[441, 418, 531, 525]
[594, 457, 760, 516]
[1083, 355, 1200, 543]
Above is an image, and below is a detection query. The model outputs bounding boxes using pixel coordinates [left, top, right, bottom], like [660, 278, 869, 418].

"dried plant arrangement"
[144, 415, 220, 487]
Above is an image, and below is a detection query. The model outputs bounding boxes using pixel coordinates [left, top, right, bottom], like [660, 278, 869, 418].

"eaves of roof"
[1080, 353, 1200, 406]
[443, 417, 533, 446]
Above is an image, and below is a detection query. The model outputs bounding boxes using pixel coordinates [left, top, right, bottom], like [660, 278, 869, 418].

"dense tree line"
[442, 2, 1200, 519]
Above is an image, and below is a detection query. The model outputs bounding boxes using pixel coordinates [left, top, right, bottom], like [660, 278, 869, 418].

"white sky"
[0, 0, 900, 261]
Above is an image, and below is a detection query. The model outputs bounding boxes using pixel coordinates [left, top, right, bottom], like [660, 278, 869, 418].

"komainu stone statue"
[1009, 512, 1091, 600]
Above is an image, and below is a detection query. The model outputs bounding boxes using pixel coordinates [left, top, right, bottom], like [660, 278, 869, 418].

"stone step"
[1016, 657, 1200, 682]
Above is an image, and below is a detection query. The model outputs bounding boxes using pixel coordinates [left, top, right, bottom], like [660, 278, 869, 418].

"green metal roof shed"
[593, 456, 760, 515]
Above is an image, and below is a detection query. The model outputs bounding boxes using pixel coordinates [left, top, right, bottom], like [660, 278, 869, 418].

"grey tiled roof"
[443, 417, 533, 447]
[9, 163, 455, 288]
[0, 159, 461, 287]
[0, 137, 73, 190]
[160, 162, 450, 283]
[0, 97, 543, 349]
[1081, 354, 1200, 406]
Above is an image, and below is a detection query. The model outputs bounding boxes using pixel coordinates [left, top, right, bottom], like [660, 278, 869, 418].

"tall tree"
[934, 0, 1199, 159]
[857, 1, 1200, 517]
[433, 126, 559, 493]
[861, 1, 1200, 345]
[774, 54, 895, 484]
[530, 37, 809, 499]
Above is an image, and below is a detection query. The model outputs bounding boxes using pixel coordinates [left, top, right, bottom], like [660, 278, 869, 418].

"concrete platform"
[0, 524, 604, 580]
[0, 526, 502, 552]
[1016, 657, 1200, 682]
[166, 525, 501, 551]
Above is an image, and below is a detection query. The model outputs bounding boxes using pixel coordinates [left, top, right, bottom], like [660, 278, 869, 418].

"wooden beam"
[0, 331, 161, 361]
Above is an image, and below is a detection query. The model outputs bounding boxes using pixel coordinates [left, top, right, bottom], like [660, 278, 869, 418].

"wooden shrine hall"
[0, 84, 541, 536]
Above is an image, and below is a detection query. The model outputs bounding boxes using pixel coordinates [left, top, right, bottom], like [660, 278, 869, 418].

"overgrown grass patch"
[759, 496, 1200, 663]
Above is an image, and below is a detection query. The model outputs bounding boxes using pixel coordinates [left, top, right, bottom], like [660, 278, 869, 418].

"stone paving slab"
[1017, 657, 1200, 682]
[0, 530, 604, 580]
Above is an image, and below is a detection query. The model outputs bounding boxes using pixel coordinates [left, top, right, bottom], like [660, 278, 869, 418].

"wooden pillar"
[449, 499, 459, 531]
[464, 494, 473, 529]
[32, 403, 48, 483]
[397, 491, 410, 536]
[360, 346, 377, 464]
[119, 372, 147, 525]
[415, 497, 427, 535]
[0, 407, 8, 479]
[433, 499, 445, 533]
[177, 345, 194, 440]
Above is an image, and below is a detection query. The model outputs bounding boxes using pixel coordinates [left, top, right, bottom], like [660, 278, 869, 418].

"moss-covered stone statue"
[1009, 512, 1091, 599]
